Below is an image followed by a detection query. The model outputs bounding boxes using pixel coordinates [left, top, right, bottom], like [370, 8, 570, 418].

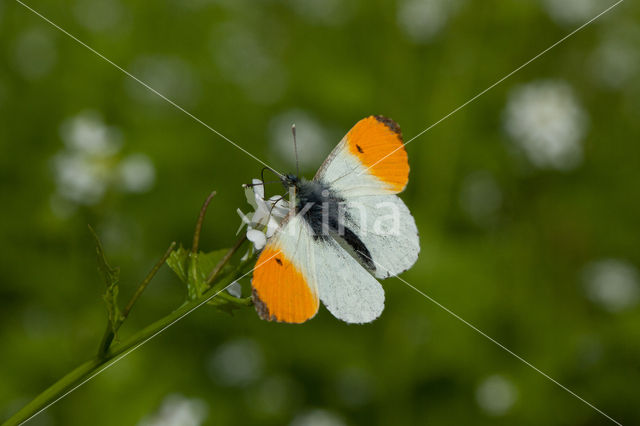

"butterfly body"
[252, 116, 419, 324]
[285, 176, 375, 270]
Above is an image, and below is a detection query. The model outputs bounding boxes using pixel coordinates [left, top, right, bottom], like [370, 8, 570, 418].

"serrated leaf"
[166, 245, 189, 284]
[89, 226, 121, 335]
[167, 247, 230, 300]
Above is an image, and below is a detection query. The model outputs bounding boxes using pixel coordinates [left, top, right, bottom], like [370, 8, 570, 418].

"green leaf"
[166, 245, 189, 284]
[89, 226, 121, 335]
[167, 247, 230, 300]
[166, 245, 254, 314]
[208, 292, 252, 315]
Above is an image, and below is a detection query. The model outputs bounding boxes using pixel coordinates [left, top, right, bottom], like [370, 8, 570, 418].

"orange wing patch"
[346, 115, 409, 193]
[251, 246, 318, 323]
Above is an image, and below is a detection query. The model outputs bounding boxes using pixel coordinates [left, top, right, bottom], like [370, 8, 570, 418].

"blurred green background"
[1, 0, 639, 424]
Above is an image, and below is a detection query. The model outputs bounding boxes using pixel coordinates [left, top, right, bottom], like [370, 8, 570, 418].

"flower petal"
[252, 179, 265, 200]
[247, 229, 267, 250]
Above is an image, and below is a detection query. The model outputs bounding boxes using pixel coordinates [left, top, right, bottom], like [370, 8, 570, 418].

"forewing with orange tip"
[314, 115, 409, 197]
[251, 215, 319, 323]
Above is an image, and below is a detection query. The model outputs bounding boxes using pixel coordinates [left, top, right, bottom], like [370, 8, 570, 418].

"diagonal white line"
[361, 0, 624, 174]
[17, 251, 279, 425]
[362, 252, 622, 425]
[395, 275, 622, 425]
[14, 0, 283, 177]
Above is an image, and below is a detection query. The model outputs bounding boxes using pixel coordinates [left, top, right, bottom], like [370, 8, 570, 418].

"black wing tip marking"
[373, 115, 403, 140]
[252, 287, 277, 321]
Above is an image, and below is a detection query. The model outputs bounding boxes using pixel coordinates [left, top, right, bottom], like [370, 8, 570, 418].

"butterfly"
[251, 116, 419, 324]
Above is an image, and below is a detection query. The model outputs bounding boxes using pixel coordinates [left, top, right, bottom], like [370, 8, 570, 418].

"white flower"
[60, 111, 122, 157]
[138, 394, 208, 426]
[503, 80, 588, 170]
[397, 0, 463, 43]
[226, 281, 242, 298]
[541, 0, 610, 26]
[590, 36, 640, 90]
[290, 409, 347, 426]
[475, 374, 518, 416]
[117, 153, 156, 193]
[53, 151, 110, 205]
[52, 111, 155, 211]
[238, 179, 290, 250]
[583, 259, 640, 312]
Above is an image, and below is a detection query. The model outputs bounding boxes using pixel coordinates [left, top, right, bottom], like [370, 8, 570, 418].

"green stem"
[5, 282, 233, 426]
[192, 191, 217, 255]
[97, 242, 177, 357]
[6, 192, 252, 425]
[206, 234, 247, 287]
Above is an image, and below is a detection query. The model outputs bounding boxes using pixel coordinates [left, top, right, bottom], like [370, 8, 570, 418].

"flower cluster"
[238, 179, 290, 250]
[51, 111, 155, 214]
[503, 80, 588, 170]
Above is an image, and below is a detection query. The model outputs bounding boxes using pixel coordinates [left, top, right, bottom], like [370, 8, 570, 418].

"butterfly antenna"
[292, 124, 300, 177]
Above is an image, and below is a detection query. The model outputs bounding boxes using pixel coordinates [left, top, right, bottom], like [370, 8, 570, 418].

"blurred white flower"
[288, 0, 352, 26]
[73, 0, 125, 33]
[207, 338, 263, 387]
[583, 259, 640, 312]
[211, 22, 287, 104]
[60, 111, 122, 156]
[397, 0, 463, 43]
[459, 171, 502, 225]
[13, 27, 57, 80]
[503, 80, 588, 170]
[541, 0, 610, 26]
[475, 374, 518, 416]
[238, 179, 290, 250]
[290, 409, 347, 426]
[52, 111, 155, 210]
[269, 110, 330, 170]
[117, 154, 156, 193]
[53, 152, 111, 205]
[590, 36, 640, 90]
[138, 394, 208, 426]
[127, 55, 199, 107]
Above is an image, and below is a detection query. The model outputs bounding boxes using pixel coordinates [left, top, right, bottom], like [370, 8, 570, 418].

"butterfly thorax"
[282, 175, 375, 270]
[283, 176, 342, 238]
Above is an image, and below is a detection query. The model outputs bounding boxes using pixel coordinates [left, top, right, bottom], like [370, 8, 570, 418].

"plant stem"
[97, 242, 177, 357]
[192, 191, 217, 255]
[206, 234, 247, 287]
[5, 281, 233, 426]
[6, 192, 252, 425]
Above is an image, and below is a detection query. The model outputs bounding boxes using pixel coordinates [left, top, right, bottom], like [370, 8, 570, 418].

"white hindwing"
[343, 194, 420, 279]
[312, 236, 385, 324]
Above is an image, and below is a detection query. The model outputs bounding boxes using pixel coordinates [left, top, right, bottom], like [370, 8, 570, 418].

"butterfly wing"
[314, 115, 409, 197]
[312, 235, 385, 324]
[315, 116, 419, 278]
[342, 194, 420, 279]
[251, 215, 319, 323]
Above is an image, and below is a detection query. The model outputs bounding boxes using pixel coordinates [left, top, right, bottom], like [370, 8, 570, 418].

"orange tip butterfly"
[251, 116, 419, 324]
